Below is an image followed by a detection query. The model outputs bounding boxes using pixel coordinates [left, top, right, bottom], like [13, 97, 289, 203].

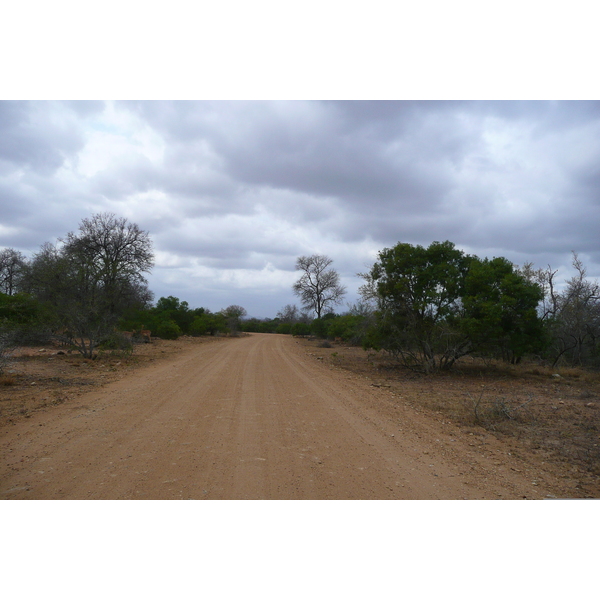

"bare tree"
[357, 269, 379, 311]
[63, 213, 154, 313]
[293, 254, 346, 319]
[276, 304, 300, 323]
[547, 253, 600, 367]
[0, 248, 27, 296]
[20, 214, 154, 358]
[516, 261, 560, 322]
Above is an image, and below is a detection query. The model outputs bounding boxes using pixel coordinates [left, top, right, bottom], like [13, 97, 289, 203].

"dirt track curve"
[1, 333, 574, 499]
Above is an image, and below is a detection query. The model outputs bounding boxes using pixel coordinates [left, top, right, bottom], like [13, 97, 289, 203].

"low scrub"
[156, 319, 181, 340]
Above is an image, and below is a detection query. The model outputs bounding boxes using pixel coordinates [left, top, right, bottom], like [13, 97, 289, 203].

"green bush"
[311, 317, 335, 339]
[258, 319, 279, 333]
[364, 240, 545, 372]
[0, 292, 54, 345]
[327, 314, 367, 343]
[189, 316, 208, 336]
[276, 323, 292, 335]
[156, 319, 181, 340]
[291, 322, 311, 336]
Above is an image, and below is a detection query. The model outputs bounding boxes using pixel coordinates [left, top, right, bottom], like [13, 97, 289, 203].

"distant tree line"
[119, 297, 248, 340]
[2, 226, 599, 372]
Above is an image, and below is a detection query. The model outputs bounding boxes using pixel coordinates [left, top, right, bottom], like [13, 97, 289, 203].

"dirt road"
[1, 334, 576, 499]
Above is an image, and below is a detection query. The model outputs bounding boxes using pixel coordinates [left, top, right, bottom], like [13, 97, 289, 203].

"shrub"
[310, 317, 331, 339]
[276, 323, 292, 335]
[98, 332, 134, 354]
[189, 316, 208, 336]
[156, 319, 181, 340]
[291, 322, 311, 336]
[326, 314, 368, 344]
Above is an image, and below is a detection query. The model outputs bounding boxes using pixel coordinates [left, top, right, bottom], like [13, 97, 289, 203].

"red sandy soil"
[1, 333, 598, 499]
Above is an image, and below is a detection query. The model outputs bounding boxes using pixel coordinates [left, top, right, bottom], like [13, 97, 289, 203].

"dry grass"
[0, 337, 228, 426]
[302, 339, 600, 483]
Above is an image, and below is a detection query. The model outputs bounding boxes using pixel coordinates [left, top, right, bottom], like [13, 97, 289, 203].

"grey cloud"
[119, 102, 476, 220]
[91, 154, 160, 199]
[208, 105, 464, 219]
[0, 169, 107, 255]
[2, 100, 600, 318]
[0, 101, 86, 175]
[0, 181, 31, 221]
[64, 101, 106, 117]
[102, 101, 600, 314]
[220, 103, 596, 264]
[118, 100, 220, 143]
[156, 224, 299, 270]
[576, 164, 600, 192]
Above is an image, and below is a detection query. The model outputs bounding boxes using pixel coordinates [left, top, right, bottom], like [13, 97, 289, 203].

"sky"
[2, 2, 597, 591]
[1, 100, 599, 318]
[1, 2, 599, 320]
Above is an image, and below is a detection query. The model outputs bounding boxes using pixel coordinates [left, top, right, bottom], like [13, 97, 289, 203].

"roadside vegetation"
[2, 231, 599, 375]
[274, 245, 600, 375]
[0, 214, 254, 368]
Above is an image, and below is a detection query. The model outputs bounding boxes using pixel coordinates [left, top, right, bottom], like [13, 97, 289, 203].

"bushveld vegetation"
[281, 246, 600, 374]
[1, 220, 599, 374]
[0, 214, 246, 365]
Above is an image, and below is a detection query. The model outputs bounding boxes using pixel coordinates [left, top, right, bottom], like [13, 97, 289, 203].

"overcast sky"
[4, 4, 596, 583]
[1, 100, 599, 318]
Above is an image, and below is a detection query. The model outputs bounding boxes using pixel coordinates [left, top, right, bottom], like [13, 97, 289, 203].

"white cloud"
[2, 100, 600, 317]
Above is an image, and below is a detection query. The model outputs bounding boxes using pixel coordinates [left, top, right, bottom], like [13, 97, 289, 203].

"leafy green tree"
[327, 314, 368, 344]
[189, 315, 208, 336]
[0, 292, 43, 326]
[291, 322, 311, 336]
[152, 296, 196, 334]
[276, 322, 293, 334]
[310, 313, 337, 338]
[154, 296, 181, 313]
[363, 241, 545, 371]
[117, 306, 155, 335]
[196, 311, 228, 336]
[0, 292, 52, 345]
[241, 318, 273, 333]
[365, 241, 471, 371]
[460, 257, 545, 363]
[258, 319, 279, 333]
